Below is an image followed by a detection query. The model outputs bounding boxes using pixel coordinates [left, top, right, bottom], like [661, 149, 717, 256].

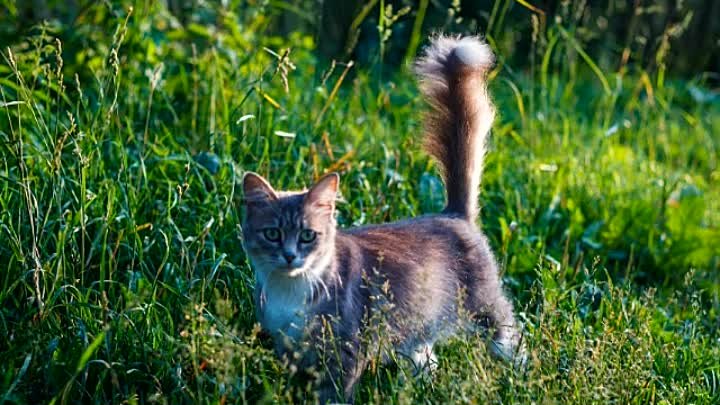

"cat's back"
[337, 215, 492, 268]
[342, 215, 475, 241]
[333, 215, 499, 334]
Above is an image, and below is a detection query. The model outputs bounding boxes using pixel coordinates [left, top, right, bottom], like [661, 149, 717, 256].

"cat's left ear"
[243, 172, 278, 206]
[304, 172, 339, 214]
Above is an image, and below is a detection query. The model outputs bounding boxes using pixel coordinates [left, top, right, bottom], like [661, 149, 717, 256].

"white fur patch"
[410, 342, 438, 374]
[452, 37, 495, 67]
[259, 275, 312, 340]
[253, 251, 334, 342]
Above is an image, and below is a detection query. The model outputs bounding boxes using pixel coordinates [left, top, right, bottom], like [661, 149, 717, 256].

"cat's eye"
[299, 229, 317, 243]
[262, 228, 282, 242]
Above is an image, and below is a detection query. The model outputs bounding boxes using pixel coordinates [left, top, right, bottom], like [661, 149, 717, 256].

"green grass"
[1, 2, 719, 404]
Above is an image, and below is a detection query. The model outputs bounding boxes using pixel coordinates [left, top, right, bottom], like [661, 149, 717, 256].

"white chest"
[250, 253, 333, 343]
[254, 270, 318, 343]
[258, 283, 309, 339]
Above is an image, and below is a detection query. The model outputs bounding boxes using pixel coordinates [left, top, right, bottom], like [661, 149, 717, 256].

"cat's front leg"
[311, 318, 365, 404]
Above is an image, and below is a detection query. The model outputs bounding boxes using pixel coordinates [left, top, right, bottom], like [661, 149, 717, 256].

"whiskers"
[291, 252, 333, 301]
[257, 251, 334, 304]
[304, 269, 331, 301]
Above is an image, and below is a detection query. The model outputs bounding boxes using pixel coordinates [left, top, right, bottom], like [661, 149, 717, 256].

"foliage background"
[0, 1, 718, 404]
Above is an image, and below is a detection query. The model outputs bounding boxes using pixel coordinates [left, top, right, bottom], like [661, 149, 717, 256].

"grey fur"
[241, 36, 523, 403]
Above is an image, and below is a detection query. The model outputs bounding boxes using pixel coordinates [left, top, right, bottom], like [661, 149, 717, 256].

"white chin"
[287, 267, 306, 277]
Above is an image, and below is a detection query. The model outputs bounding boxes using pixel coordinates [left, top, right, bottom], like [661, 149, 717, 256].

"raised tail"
[414, 35, 496, 222]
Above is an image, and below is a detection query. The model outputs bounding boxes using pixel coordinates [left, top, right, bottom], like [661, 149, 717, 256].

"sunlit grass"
[0, 2, 718, 404]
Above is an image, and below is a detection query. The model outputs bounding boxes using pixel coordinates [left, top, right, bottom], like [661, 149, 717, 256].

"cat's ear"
[243, 172, 277, 206]
[304, 173, 339, 214]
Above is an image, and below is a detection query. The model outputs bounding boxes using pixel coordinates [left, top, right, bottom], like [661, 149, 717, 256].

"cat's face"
[241, 172, 339, 279]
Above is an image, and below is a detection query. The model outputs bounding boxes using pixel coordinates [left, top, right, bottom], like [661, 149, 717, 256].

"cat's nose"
[283, 253, 296, 264]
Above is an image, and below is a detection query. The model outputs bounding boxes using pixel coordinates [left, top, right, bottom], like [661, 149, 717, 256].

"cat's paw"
[490, 333, 528, 369]
[410, 342, 438, 376]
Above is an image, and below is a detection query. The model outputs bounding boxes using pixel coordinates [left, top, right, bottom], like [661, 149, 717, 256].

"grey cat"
[241, 35, 524, 403]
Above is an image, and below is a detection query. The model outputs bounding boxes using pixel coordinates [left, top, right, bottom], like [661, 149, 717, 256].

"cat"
[241, 35, 524, 403]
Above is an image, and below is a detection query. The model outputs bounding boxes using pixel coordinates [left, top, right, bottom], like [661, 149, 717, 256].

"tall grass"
[0, 1, 718, 404]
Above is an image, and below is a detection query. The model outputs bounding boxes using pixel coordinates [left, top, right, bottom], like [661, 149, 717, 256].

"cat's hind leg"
[464, 236, 527, 366]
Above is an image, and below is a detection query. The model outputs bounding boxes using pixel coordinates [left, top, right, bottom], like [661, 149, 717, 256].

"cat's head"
[241, 172, 339, 279]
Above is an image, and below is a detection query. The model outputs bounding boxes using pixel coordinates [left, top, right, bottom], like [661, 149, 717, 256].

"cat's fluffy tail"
[415, 35, 495, 222]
